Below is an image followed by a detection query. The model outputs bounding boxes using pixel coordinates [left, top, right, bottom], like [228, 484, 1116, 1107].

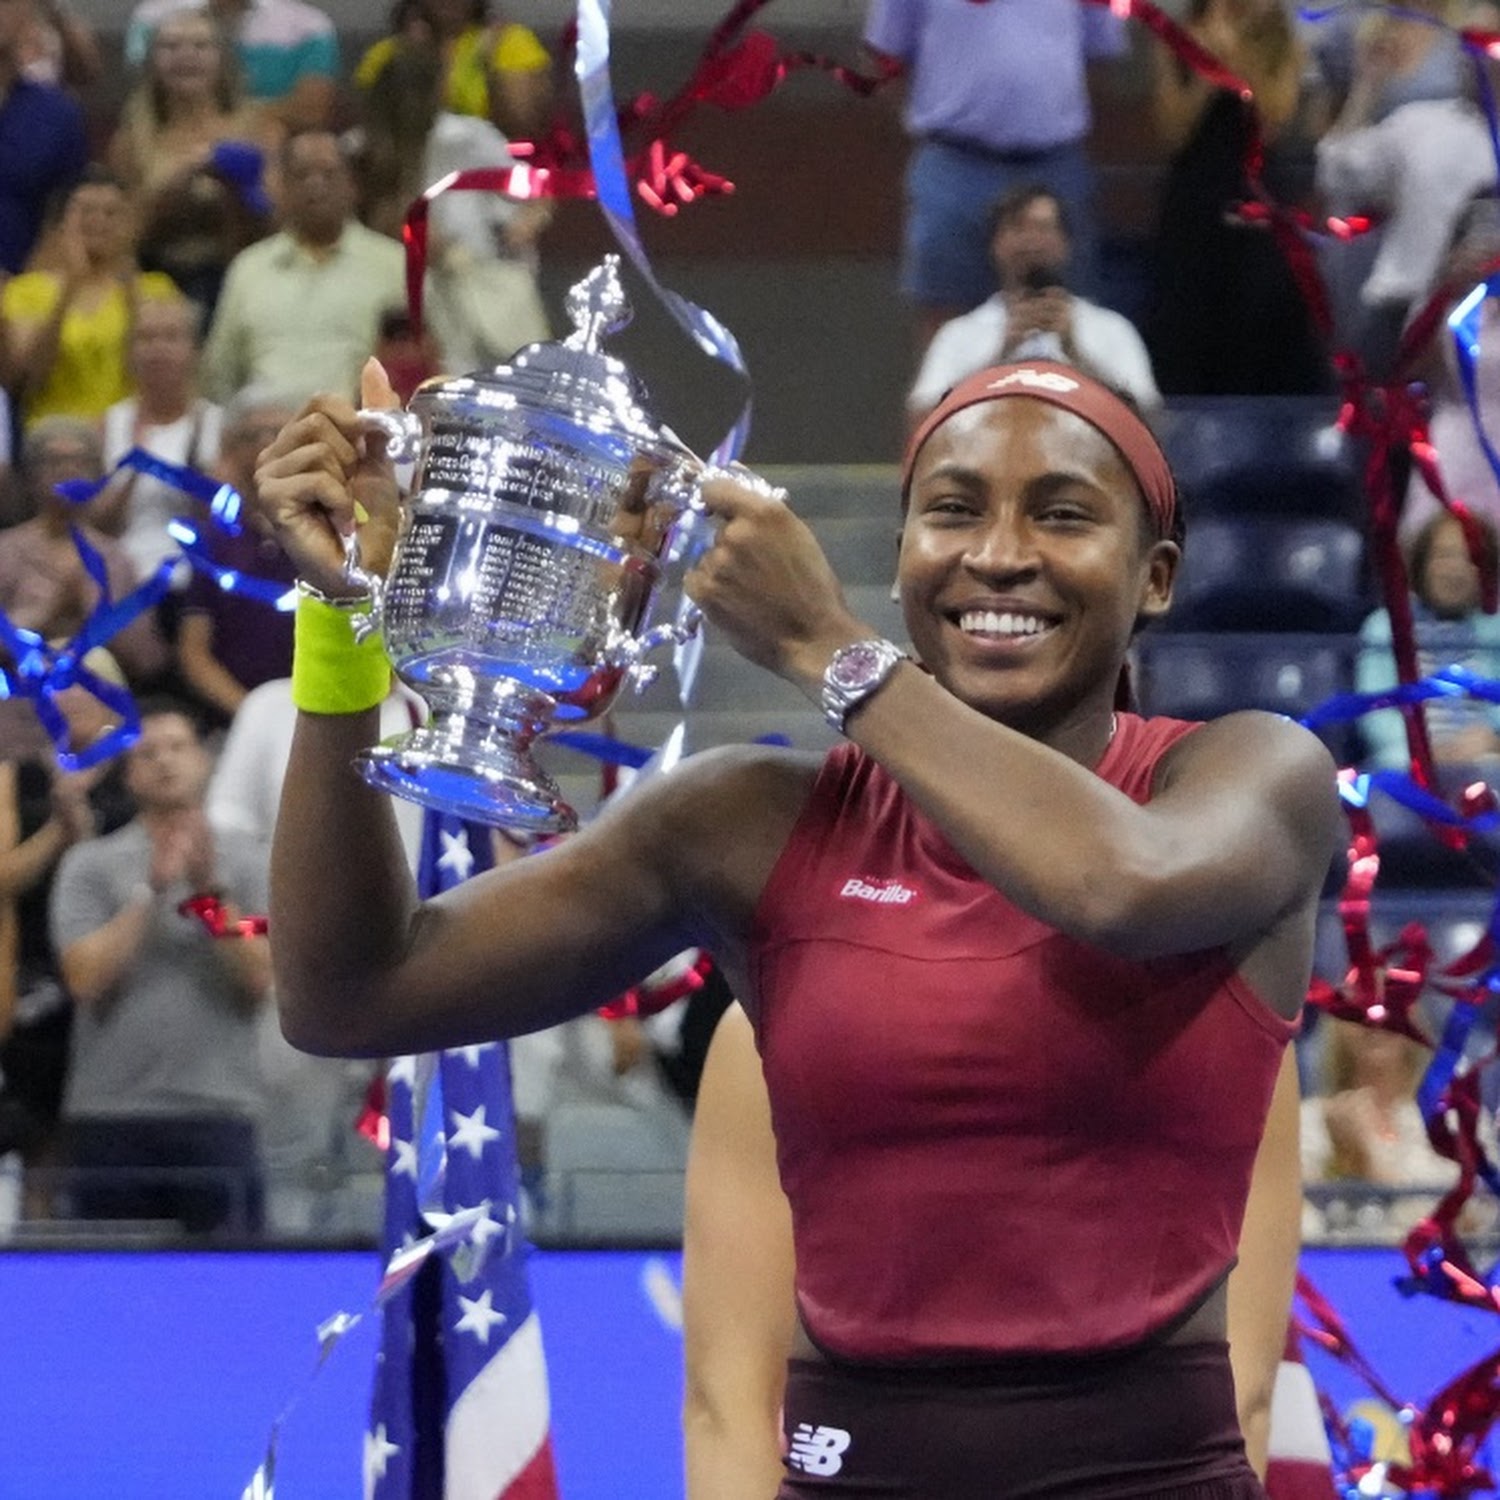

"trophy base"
[354, 714, 578, 834]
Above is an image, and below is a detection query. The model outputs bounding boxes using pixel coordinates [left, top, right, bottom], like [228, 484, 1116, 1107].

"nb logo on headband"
[988, 369, 1080, 394]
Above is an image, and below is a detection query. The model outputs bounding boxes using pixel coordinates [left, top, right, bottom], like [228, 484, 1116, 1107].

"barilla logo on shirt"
[988, 368, 1079, 394]
[838, 875, 919, 906]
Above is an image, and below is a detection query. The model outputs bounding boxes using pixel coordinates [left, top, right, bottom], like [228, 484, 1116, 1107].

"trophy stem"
[354, 685, 578, 833]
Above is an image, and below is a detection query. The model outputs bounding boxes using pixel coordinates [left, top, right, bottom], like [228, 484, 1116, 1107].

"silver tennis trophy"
[344, 255, 708, 832]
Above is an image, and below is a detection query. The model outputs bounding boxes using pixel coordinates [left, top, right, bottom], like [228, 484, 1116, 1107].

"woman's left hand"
[685, 469, 868, 692]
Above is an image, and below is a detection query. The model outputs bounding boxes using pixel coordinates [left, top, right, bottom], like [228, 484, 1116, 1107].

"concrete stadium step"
[805, 516, 904, 586]
[759, 464, 902, 520]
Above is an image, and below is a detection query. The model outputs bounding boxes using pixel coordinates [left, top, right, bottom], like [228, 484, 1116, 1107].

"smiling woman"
[254, 357, 1341, 1498]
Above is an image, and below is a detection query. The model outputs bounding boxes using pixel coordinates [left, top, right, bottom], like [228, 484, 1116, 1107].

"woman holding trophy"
[255, 348, 1338, 1497]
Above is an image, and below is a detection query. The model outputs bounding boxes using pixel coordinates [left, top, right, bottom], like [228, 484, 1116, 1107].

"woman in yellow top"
[354, 0, 553, 140]
[0, 171, 180, 428]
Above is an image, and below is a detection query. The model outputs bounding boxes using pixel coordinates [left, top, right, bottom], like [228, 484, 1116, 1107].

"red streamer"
[598, 949, 714, 1022]
[177, 891, 269, 940]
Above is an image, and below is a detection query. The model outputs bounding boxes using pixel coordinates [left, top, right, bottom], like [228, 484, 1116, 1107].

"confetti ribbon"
[177, 892, 270, 940]
[241, 1202, 495, 1500]
[0, 539, 177, 772]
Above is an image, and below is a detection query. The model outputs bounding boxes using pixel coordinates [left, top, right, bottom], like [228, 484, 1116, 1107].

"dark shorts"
[777, 1339, 1265, 1500]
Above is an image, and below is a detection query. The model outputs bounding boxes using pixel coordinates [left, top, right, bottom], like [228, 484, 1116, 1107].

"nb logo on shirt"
[839, 876, 918, 905]
[988, 367, 1080, 394]
[787, 1423, 852, 1476]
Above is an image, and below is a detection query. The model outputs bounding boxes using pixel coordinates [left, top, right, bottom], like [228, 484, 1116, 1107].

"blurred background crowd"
[0, 0, 1495, 1250]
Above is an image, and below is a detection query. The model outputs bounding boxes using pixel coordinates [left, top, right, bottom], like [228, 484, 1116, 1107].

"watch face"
[832, 642, 884, 690]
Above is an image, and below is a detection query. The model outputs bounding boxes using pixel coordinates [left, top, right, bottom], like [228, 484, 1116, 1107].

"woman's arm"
[1227, 1048, 1304, 1478]
[255, 368, 805, 1059]
[683, 1004, 794, 1500]
[0, 762, 88, 902]
[686, 483, 1341, 972]
[176, 611, 249, 721]
[1, 277, 74, 398]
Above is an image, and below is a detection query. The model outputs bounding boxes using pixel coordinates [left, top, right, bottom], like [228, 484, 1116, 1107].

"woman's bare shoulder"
[600, 741, 825, 932]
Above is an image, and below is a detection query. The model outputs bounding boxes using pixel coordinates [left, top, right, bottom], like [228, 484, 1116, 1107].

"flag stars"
[454, 1288, 508, 1345]
[437, 827, 475, 882]
[447, 1105, 502, 1160]
[447, 1044, 492, 1068]
[363, 1424, 400, 1487]
[390, 1137, 418, 1181]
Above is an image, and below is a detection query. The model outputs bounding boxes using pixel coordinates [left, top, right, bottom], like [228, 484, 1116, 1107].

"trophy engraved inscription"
[342, 255, 708, 832]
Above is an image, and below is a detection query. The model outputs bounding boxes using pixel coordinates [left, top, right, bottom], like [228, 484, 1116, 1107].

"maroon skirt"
[777, 1339, 1266, 1500]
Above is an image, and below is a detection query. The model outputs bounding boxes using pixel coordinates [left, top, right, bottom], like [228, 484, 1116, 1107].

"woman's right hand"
[253, 357, 404, 597]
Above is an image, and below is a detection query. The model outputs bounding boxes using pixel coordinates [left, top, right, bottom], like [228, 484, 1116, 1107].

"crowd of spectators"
[0, 0, 599, 1241]
[0, 0, 1492, 1244]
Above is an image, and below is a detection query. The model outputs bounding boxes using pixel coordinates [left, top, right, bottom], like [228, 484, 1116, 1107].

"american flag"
[365, 812, 561, 1500]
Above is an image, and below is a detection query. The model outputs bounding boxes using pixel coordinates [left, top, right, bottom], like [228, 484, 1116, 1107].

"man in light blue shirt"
[865, 0, 1125, 349]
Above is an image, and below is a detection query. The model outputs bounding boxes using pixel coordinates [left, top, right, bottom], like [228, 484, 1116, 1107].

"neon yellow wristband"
[290, 589, 392, 714]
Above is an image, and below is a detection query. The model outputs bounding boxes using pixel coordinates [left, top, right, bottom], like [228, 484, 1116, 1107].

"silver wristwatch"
[820, 638, 907, 734]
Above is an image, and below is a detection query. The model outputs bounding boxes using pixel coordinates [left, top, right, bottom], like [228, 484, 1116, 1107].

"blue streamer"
[1303, 665, 1500, 832]
[575, 0, 751, 469]
[55, 444, 245, 533]
[574, 0, 755, 706]
[1449, 273, 1500, 499]
[0, 445, 287, 772]
[164, 520, 297, 611]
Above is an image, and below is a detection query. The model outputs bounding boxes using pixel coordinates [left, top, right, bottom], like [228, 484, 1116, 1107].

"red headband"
[901, 363, 1177, 540]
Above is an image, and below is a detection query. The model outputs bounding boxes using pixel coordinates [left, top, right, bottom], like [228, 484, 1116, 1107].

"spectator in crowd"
[1300, 1016, 1491, 1238]
[202, 130, 406, 404]
[908, 185, 1159, 430]
[863, 0, 1125, 353]
[17, 0, 102, 93]
[1146, 0, 1331, 395]
[354, 0, 552, 142]
[0, 418, 168, 687]
[1402, 197, 1500, 538]
[206, 668, 424, 1234]
[53, 699, 272, 1233]
[110, 8, 280, 317]
[1314, 21, 1495, 373]
[1356, 510, 1500, 768]
[1306, 0, 1468, 134]
[0, 0, 88, 277]
[126, 0, 340, 132]
[176, 388, 298, 726]
[0, 169, 181, 428]
[355, 35, 550, 371]
[0, 651, 134, 1219]
[96, 295, 223, 586]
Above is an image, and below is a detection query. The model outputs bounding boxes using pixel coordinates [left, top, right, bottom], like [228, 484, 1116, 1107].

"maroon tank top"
[746, 712, 1297, 1363]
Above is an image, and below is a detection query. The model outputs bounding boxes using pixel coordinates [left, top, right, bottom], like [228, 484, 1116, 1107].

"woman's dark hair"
[1107, 385, 1186, 555]
[42, 164, 126, 231]
[1405, 508, 1499, 606]
[132, 693, 209, 741]
[985, 184, 1072, 244]
[416, 0, 489, 25]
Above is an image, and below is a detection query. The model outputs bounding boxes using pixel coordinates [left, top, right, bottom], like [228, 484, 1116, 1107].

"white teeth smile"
[958, 610, 1054, 638]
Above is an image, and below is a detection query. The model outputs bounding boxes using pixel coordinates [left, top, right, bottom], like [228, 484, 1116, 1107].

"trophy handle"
[358, 406, 424, 466]
[340, 530, 385, 643]
[623, 611, 703, 693]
